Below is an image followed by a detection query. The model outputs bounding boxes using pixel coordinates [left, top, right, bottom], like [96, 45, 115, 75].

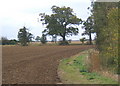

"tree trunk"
[62, 33, 66, 41]
[63, 36, 66, 41]
[89, 33, 92, 45]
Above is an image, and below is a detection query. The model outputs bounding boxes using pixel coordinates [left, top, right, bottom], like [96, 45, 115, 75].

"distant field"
[29, 41, 82, 46]
[1, 40, 95, 46]
[29, 40, 95, 46]
[2, 45, 94, 84]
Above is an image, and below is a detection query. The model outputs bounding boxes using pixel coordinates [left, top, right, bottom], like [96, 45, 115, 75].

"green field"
[58, 50, 118, 84]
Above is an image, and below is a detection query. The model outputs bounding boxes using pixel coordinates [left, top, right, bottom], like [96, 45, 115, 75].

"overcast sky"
[0, 0, 95, 41]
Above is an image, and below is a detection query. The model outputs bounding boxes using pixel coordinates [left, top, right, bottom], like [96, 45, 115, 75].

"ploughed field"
[2, 45, 94, 84]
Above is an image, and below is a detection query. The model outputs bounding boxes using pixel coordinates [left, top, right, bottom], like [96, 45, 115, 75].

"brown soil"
[2, 45, 94, 84]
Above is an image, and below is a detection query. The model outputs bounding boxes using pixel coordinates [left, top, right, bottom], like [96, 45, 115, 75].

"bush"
[1, 37, 9, 45]
[0, 37, 18, 45]
[68, 39, 72, 43]
[40, 34, 47, 44]
[9, 39, 18, 45]
[58, 41, 69, 45]
[80, 37, 86, 45]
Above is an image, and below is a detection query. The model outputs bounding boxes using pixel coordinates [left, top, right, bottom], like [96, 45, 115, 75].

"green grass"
[58, 50, 118, 84]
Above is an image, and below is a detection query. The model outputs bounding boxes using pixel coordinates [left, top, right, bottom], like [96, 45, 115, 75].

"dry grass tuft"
[87, 49, 118, 82]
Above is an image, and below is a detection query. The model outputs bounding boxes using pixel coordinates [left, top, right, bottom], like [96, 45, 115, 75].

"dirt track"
[2, 45, 94, 84]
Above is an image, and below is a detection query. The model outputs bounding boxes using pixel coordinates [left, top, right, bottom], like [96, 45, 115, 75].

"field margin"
[57, 49, 118, 84]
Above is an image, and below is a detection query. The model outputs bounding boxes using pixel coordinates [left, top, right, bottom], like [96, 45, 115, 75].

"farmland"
[2, 45, 94, 84]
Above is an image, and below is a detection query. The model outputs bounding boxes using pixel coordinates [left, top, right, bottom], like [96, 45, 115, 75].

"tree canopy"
[40, 34, 47, 44]
[18, 26, 33, 46]
[40, 5, 82, 42]
[35, 36, 41, 42]
[92, 2, 118, 72]
[82, 16, 94, 45]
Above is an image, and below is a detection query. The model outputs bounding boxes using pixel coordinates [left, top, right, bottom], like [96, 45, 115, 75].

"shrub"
[80, 37, 86, 45]
[0, 37, 18, 45]
[68, 39, 72, 43]
[58, 41, 69, 45]
[9, 39, 18, 45]
[40, 34, 47, 44]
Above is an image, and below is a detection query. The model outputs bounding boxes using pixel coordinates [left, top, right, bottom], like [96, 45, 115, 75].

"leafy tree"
[100, 8, 118, 69]
[92, 2, 118, 72]
[39, 5, 82, 42]
[35, 36, 41, 42]
[93, 2, 118, 49]
[40, 34, 47, 44]
[82, 16, 94, 45]
[80, 37, 86, 45]
[1, 37, 10, 45]
[9, 39, 18, 45]
[27, 33, 33, 43]
[0, 37, 18, 45]
[18, 26, 33, 46]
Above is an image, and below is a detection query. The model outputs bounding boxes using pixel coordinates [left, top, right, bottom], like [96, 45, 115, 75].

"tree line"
[0, 37, 18, 45]
[1, 5, 95, 46]
[92, 1, 119, 74]
[39, 5, 95, 45]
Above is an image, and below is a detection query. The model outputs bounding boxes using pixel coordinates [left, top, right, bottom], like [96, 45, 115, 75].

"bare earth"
[2, 45, 94, 84]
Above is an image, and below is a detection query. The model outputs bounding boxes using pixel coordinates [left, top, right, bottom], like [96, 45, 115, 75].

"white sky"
[0, 0, 95, 41]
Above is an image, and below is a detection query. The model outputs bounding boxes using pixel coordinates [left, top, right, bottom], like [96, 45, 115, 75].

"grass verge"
[58, 50, 118, 84]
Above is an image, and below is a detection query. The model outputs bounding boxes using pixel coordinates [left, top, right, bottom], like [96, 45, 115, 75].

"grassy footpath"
[58, 50, 118, 84]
